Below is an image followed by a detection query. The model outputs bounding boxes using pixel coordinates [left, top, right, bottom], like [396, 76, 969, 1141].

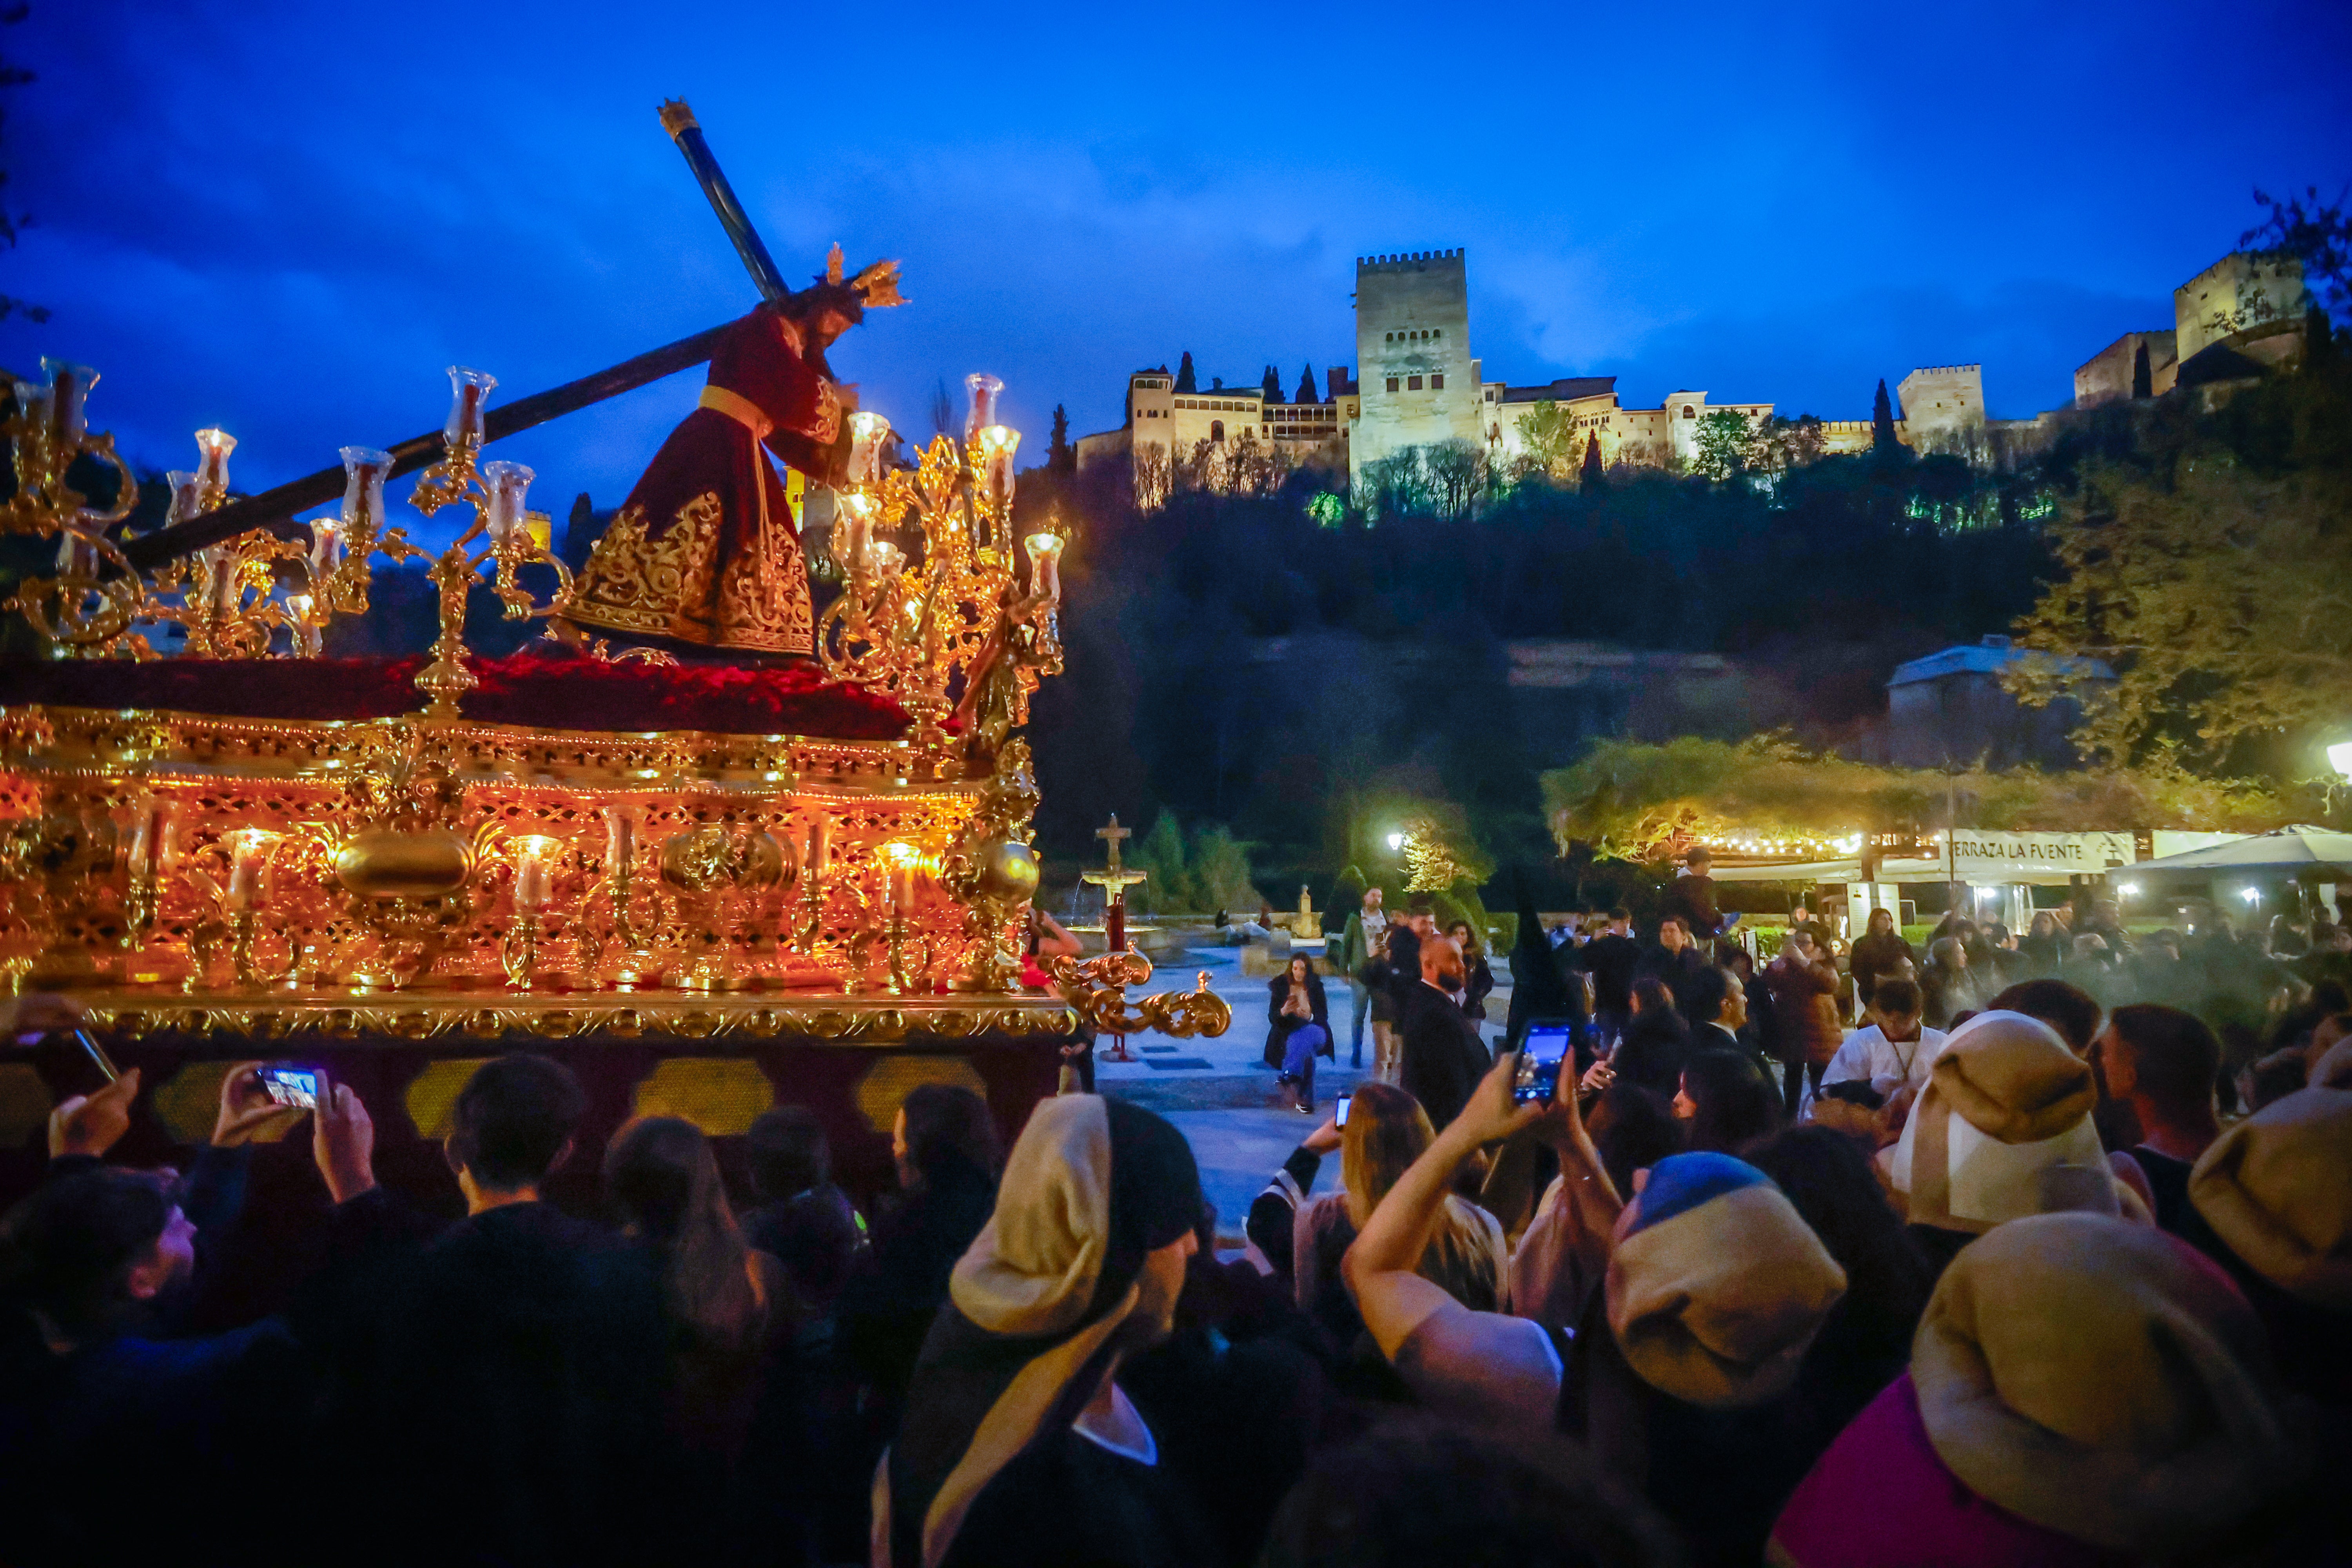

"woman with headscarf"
[1886, 1009, 2145, 1281]
[878, 1096, 1212, 1568]
[1768, 1213, 2307, 1567]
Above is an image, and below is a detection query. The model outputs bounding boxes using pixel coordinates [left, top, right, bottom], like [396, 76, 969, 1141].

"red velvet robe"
[562, 306, 836, 657]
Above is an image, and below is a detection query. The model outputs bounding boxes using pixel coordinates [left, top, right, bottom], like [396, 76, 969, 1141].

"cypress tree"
[2305, 303, 2335, 372]
[1049, 404, 1073, 472]
[1296, 363, 1318, 405]
[1871, 379, 1898, 452]
[1262, 365, 1283, 402]
[2131, 341, 2152, 399]
[1581, 431, 1604, 486]
[1175, 352, 1196, 393]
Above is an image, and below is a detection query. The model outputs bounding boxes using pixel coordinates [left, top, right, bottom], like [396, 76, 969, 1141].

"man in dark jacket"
[1661, 847, 1739, 949]
[1398, 936, 1491, 1131]
[1579, 908, 1642, 1052]
[304, 1055, 677, 1568]
[1638, 916, 1713, 1028]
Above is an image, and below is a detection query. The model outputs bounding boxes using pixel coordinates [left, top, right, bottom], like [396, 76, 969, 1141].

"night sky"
[5, 0, 2347, 529]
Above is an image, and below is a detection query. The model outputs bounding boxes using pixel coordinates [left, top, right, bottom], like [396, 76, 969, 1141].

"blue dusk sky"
[5, 0, 2347, 519]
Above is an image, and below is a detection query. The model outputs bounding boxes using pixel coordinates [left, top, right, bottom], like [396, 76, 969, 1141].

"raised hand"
[212, 1062, 305, 1148]
[313, 1080, 377, 1204]
[49, 1067, 142, 1159]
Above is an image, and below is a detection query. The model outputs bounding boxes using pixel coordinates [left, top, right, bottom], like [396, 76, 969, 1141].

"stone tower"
[1351, 249, 1485, 488]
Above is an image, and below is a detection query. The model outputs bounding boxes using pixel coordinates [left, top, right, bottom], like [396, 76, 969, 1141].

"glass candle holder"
[201, 544, 240, 618]
[601, 804, 639, 874]
[194, 428, 237, 502]
[1024, 530, 1065, 604]
[339, 444, 392, 540]
[40, 359, 96, 448]
[964, 373, 1003, 441]
[125, 796, 177, 878]
[975, 423, 1020, 517]
[838, 491, 877, 573]
[847, 410, 891, 487]
[443, 367, 498, 447]
[880, 840, 920, 909]
[222, 828, 283, 913]
[283, 593, 322, 656]
[481, 459, 535, 543]
[166, 470, 202, 525]
[509, 834, 563, 911]
[866, 539, 905, 579]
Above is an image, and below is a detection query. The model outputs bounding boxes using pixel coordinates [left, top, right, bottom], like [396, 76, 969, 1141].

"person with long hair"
[1847, 907, 1913, 1021]
[604, 1116, 776, 1405]
[1672, 1048, 1783, 1155]
[1264, 953, 1333, 1114]
[1291, 1083, 1508, 1357]
[1610, 976, 1692, 1097]
[1448, 919, 1496, 1022]
[2019, 909, 2065, 977]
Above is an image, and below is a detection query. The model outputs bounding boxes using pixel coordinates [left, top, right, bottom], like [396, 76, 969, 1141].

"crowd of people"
[4, 837, 2350, 1567]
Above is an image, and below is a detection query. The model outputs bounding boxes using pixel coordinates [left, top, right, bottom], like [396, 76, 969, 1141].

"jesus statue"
[556, 245, 903, 661]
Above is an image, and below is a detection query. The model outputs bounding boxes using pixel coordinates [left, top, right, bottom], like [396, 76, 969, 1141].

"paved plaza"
[1092, 942, 1515, 1229]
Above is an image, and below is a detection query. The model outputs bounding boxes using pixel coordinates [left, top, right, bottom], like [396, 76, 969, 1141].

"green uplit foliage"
[1542, 736, 2301, 861]
[1306, 491, 1344, 527]
[1513, 400, 1581, 479]
[1690, 409, 1758, 481]
[1127, 813, 1263, 915]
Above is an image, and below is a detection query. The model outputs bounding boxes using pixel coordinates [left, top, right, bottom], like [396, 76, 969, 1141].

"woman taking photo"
[1264, 952, 1332, 1113]
[1447, 919, 1496, 1022]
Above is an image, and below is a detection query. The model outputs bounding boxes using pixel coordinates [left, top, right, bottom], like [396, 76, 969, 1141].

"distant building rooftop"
[1499, 376, 1619, 405]
[1888, 635, 2112, 688]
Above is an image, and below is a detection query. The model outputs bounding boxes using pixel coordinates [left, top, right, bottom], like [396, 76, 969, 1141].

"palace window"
[1211, 420, 1225, 442]
[1386, 377, 1400, 392]
[1681, 406, 1695, 418]
[1408, 376, 1423, 391]
[1430, 373, 1445, 390]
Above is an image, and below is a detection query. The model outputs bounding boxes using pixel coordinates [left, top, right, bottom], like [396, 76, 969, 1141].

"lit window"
[1681, 406, 1695, 418]
[1408, 376, 1423, 391]
[1386, 377, 1400, 392]
[1431, 373, 1445, 390]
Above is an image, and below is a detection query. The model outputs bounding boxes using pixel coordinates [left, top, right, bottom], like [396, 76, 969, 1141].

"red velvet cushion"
[0, 651, 911, 740]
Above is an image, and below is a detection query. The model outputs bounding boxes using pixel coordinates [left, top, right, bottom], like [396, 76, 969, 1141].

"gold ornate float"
[0, 353, 1210, 1051]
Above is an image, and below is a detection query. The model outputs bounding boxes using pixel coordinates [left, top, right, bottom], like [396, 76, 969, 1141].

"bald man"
[1397, 936, 1492, 1131]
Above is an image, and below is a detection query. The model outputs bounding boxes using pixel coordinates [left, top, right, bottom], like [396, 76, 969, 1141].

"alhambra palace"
[1074, 246, 2314, 503]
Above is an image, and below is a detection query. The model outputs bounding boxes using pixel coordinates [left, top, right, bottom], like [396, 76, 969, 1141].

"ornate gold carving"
[1050, 949, 1232, 1040]
[562, 496, 723, 642]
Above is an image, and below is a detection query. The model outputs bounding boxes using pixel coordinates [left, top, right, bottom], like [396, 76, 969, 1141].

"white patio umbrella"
[2127, 826, 2352, 877]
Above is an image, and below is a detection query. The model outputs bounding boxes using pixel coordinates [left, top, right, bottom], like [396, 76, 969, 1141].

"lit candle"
[284, 594, 321, 656]
[510, 834, 561, 911]
[443, 367, 497, 447]
[806, 814, 829, 874]
[963, 373, 1003, 442]
[308, 517, 343, 581]
[976, 424, 1020, 516]
[880, 841, 919, 911]
[838, 492, 876, 576]
[1024, 531, 1065, 605]
[847, 410, 891, 487]
[193, 428, 236, 502]
[602, 804, 637, 873]
[223, 828, 282, 913]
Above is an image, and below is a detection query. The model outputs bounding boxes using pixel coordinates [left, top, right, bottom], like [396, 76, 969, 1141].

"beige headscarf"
[1913, 1212, 2303, 1555]
[1890, 1009, 2118, 1233]
[2189, 1085, 2352, 1309]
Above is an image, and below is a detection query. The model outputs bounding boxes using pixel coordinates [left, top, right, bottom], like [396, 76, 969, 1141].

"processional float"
[0, 102, 1224, 1191]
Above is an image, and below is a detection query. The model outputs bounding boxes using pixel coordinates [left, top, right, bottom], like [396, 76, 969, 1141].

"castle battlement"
[1357, 249, 1465, 273]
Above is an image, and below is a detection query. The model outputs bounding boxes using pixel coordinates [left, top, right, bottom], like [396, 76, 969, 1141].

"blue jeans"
[1284, 1023, 1329, 1106]
[1347, 982, 1369, 1065]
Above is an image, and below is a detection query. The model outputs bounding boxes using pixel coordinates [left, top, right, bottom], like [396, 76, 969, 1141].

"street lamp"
[2117, 881, 2139, 901]
[1386, 832, 1405, 852]
[2240, 887, 2261, 909]
[2328, 740, 2352, 779]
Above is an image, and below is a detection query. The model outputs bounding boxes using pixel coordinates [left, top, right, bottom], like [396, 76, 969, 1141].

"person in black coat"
[1263, 954, 1333, 1114]
[1610, 977, 1693, 1098]
[1397, 938, 1491, 1132]
[1637, 916, 1713, 1029]
[1447, 920, 1497, 1022]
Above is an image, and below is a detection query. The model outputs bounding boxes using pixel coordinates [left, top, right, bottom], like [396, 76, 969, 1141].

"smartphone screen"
[1335, 1094, 1351, 1127]
[1514, 1023, 1574, 1105]
[256, 1065, 321, 1111]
